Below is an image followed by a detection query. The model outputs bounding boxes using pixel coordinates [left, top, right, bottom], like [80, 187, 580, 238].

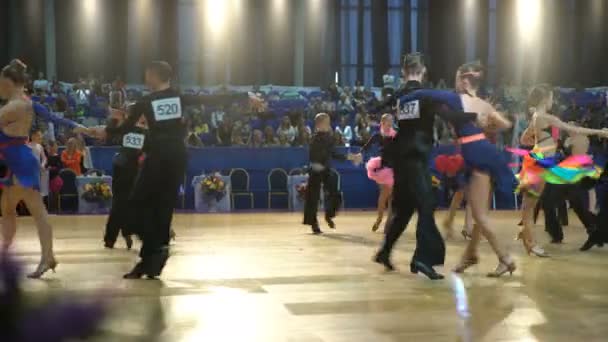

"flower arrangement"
[81, 182, 112, 203]
[201, 174, 226, 202]
[295, 181, 308, 201]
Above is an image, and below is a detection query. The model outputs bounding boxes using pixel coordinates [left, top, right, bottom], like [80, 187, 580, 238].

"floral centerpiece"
[295, 181, 308, 201]
[81, 182, 112, 203]
[200, 174, 226, 202]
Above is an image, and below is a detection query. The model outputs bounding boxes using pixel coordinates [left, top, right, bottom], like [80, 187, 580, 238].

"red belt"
[457, 133, 486, 145]
[0, 138, 27, 148]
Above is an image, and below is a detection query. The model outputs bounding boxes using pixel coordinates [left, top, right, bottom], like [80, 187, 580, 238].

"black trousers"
[535, 195, 568, 226]
[130, 144, 186, 265]
[379, 158, 445, 267]
[104, 162, 138, 244]
[303, 169, 341, 227]
[595, 185, 608, 243]
[542, 183, 595, 241]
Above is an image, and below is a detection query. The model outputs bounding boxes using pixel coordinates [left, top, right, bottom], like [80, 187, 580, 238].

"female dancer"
[396, 61, 518, 276]
[539, 122, 600, 243]
[0, 59, 77, 278]
[357, 113, 396, 231]
[515, 84, 608, 256]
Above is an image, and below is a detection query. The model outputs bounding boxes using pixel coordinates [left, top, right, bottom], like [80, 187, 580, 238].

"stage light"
[204, 0, 228, 35]
[272, 0, 287, 15]
[516, 0, 541, 44]
[83, 0, 96, 18]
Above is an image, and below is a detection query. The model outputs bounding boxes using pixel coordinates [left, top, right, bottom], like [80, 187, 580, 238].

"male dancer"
[374, 53, 476, 280]
[303, 113, 358, 234]
[78, 61, 256, 278]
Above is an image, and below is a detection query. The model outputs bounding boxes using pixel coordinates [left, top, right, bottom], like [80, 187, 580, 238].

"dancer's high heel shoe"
[452, 256, 479, 274]
[371, 218, 382, 232]
[487, 257, 516, 278]
[517, 232, 549, 257]
[27, 258, 58, 279]
[461, 229, 472, 241]
[170, 230, 176, 241]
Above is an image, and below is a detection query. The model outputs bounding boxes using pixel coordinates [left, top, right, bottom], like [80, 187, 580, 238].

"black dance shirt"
[106, 88, 247, 151]
[309, 131, 346, 170]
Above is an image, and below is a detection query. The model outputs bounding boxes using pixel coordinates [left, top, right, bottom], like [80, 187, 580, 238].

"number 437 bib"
[397, 99, 420, 120]
[152, 97, 182, 121]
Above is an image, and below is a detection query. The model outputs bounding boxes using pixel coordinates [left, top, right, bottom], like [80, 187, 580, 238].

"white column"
[488, 0, 497, 84]
[44, 0, 57, 78]
[177, 0, 199, 87]
[126, 0, 142, 83]
[293, 0, 305, 86]
[411, 0, 418, 52]
[464, 1, 477, 61]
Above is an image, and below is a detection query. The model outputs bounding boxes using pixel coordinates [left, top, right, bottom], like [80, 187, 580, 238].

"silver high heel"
[27, 258, 58, 279]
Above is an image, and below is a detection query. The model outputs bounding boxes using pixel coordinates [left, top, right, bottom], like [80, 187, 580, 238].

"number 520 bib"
[152, 97, 182, 121]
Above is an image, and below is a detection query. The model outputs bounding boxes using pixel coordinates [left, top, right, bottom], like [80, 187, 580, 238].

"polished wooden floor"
[10, 210, 608, 342]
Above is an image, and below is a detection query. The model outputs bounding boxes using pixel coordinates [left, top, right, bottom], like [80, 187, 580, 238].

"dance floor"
[12, 211, 608, 342]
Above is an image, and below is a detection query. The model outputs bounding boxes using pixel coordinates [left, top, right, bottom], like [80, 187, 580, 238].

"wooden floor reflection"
[12, 211, 608, 342]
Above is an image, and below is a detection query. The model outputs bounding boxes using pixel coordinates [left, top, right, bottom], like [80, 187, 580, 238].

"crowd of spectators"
[13, 70, 608, 154]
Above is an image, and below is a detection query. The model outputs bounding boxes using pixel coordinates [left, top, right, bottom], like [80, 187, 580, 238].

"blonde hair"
[381, 113, 392, 124]
[314, 113, 330, 127]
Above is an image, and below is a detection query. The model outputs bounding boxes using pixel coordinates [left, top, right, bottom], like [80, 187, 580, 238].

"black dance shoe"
[580, 232, 602, 252]
[145, 248, 170, 278]
[311, 224, 323, 235]
[124, 236, 133, 250]
[410, 261, 444, 280]
[123, 262, 147, 279]
[104, 240, 115, 249]
[325, 216, 336, 229]
[373, 251, 395, 271]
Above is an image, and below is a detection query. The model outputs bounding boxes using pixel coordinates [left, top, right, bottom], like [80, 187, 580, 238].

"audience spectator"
[33, 72, 49, 93]
[211, 105, 226, 129]
[338, 94, 355, 113]
[354, 114, 371, 145]
[263, 126, 279, 147]
[277, 132, 291, 147]
[61, 138, 83, 175]
[335, 116, 353, 146]
[46, 141, 63, 179]
[333, 130, 345, 147]
[251, 129, 264, 148]
[295, 119, 311, 146]
[216, 118, 233, 147]
[276, 116, 297, 145]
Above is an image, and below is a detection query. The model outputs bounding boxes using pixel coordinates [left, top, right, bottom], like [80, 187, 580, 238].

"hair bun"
[9, 59, 27, 72]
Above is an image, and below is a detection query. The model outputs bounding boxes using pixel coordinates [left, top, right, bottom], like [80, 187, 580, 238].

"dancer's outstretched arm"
[535, 113, 608, 138]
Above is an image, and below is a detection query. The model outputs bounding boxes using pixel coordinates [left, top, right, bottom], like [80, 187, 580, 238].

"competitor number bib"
[397, 99, 420, 120]
[122, 133, 145, 149]
[152, 97, 182, 121]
